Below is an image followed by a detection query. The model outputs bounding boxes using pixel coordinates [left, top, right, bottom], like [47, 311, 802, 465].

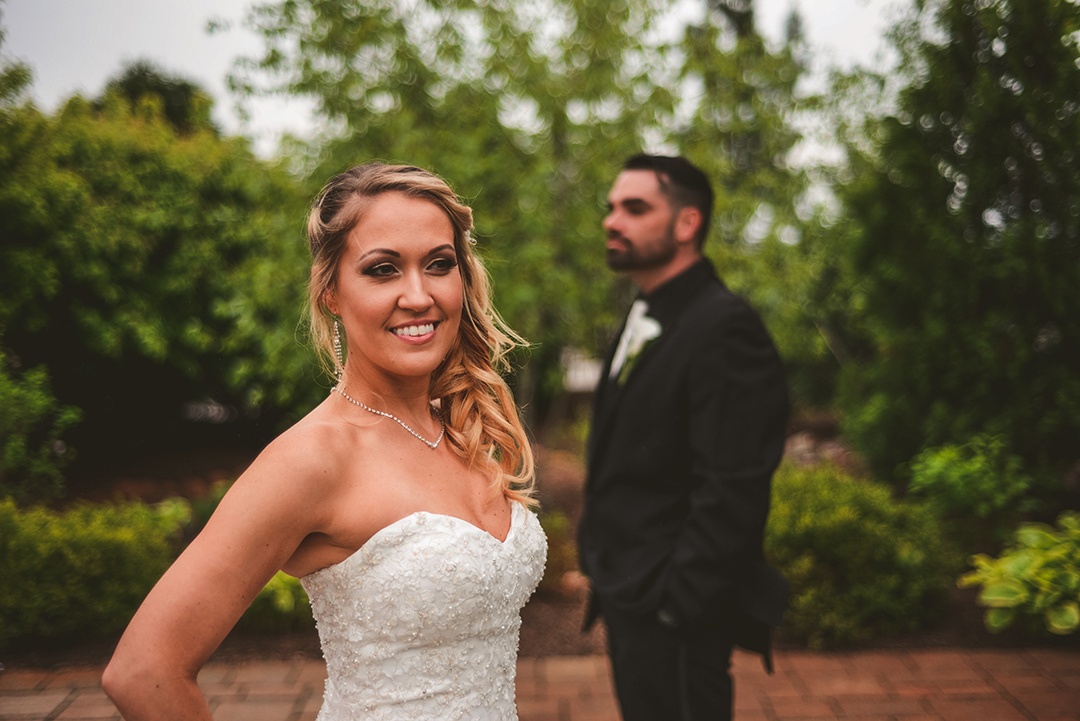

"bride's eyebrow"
[358, 248, 401, 261]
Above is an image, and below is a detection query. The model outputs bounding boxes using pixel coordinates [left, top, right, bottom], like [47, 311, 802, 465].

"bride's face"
[329, 192, 463, 383]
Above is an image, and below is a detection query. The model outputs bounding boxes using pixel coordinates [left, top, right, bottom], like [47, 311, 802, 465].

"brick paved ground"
[2, 648, 1078, 720]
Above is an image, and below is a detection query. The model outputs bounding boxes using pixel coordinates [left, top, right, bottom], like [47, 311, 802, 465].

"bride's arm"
[102, 426, 341, 720]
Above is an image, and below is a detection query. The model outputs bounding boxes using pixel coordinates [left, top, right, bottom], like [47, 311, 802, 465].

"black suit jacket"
[579, 259, 789, 657]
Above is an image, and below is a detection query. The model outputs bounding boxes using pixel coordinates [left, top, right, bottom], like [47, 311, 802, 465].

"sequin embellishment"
[300, 502, 547, 720]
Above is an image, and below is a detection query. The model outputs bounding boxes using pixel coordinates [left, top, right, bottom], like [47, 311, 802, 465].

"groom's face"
[603, 170, 678, 273]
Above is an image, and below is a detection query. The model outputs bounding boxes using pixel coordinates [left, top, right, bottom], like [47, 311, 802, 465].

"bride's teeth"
[396, 323, 434, 337]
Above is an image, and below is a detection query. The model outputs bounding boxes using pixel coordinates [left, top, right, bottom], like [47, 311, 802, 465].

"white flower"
[617, 313, 662, 384]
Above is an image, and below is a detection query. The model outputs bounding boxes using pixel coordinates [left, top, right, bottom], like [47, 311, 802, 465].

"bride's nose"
[397, 271, 433, 311]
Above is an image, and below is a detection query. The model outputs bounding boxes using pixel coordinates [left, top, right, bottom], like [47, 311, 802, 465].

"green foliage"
[0, 76, 316, 467]
[959, 512, 1080, 635]
[0, 351, 82, 501]
[829, 0, 1080, 481]
[98, 60, 217, 135]
[232, 0, 829, 416]
[535, 509, 577, 594]
[765, 462, 956, 649]
[187, 479, 233, 535]
[907, 434, 1033, 550]
[0, 497, 187, 649]
[237, 570, 314, 633]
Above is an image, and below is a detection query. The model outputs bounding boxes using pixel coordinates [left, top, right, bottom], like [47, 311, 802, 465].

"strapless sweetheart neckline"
[305, 503, 522, 581]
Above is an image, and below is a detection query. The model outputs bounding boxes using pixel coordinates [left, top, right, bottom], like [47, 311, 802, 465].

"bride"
[103, 163, 547, 720]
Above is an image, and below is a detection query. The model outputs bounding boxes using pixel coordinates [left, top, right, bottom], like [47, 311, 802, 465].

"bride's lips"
[391, 321, 439, 343]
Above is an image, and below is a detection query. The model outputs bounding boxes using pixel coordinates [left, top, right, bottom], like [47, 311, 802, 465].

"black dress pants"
[603, 608, 734, 721]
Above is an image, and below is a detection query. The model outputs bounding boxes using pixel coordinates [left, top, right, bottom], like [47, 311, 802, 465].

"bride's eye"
[363, 262, 398, 278]
[428, 256, 458, 274]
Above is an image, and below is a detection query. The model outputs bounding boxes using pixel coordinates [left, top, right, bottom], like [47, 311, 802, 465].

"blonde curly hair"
[306, 163, 534, 505]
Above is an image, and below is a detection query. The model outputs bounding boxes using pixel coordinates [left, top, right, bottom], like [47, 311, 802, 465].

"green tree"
[0, 70, 313, 480]
[232, 0, 681, 416]
[677, 1, 837, 408]
[830, 0, 1080, 484]
[233, 0, 823, 417]
[96, 60, 217, 135]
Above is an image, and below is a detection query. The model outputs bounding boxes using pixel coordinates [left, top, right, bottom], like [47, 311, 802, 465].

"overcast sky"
[2, 0, 897, 158]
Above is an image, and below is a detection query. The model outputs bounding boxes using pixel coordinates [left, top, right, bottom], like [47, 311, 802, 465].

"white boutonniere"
[616, 313, 662, 385]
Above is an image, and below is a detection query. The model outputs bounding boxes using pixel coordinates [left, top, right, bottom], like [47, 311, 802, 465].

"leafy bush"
[536, 510, 576, 595]
[0, 352, 82, 501]
[959, 512, 1080, 636]
[187, 479, 232, 537]
[907, 434, 1033, 550]
[0, 497, 188, 649]
[238, 570, 314, 633]
[765, 462, 956, 649]
[0, 79, 314, 474]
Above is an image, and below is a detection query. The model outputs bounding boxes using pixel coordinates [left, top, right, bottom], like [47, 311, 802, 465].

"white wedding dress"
[300, 501, 547, 720]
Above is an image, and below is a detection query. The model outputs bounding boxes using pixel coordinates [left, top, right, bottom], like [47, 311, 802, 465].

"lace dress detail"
[300, 501, 547, 720]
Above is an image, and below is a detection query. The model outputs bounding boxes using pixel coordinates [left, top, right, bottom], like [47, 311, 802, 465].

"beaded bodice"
[299, 501, 547, 720]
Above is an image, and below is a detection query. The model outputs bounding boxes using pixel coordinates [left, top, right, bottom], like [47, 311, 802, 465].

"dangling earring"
[332, 319, 344, 379]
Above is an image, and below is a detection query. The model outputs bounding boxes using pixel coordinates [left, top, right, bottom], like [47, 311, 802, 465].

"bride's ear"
[321, 291, 339, 318]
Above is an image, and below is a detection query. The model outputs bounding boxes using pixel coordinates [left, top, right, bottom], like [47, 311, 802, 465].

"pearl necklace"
[332, 386, 445, 450]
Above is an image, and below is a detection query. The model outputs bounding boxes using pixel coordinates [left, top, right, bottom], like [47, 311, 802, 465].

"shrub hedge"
[765, 462, 957, 649]
[3, 462, 963, 652]
[0, 498, 186, 649]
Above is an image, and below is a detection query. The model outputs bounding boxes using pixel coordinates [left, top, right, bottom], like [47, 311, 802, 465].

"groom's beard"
[605, 224, 678, 272]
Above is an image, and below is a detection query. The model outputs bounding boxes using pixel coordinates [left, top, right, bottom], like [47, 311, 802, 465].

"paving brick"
[796, 671, 889, 696]
[197, 664, 238, 685]
[930, 679, 998, 695]
[542, 679, 592, 699]
[754, 671, 807, 698]
[565, 694, 620, 717]
[732, 688, 768, 713]
[540, 655, 607, 683]
[780, 652, 850, 676]
[994, 672, 1065, 694]
[54, 693, 120, 719]
[293, 662, 328, 684]
[965, 650, 1041, 672]
[516, 696, 561, 721]
[844, 651, 918, 681]
[4, 649, 1080, 721]
[925, 696, 1030, 721]
[1009, 689, 1080, 716]
[891, 681, 941, 697]
[43, 668, 103, 690]
[0, 691, 71, 718]
[0, 670, 50, 692]
[730, 711, 769, 721]
[211, 697, 296, 721]
[833, 694, 925, 716]
[232, 661, 295, 685]
[766, 695, 837, 718]
[514, 675, 545, 699]
[905, 651, 983, 681]
[1023, 650, 1080, 672]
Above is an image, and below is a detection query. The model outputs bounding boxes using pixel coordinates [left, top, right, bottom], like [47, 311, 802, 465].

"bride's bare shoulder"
[241, 400, 367, 492]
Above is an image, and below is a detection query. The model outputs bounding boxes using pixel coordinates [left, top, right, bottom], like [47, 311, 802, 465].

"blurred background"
[2, 0, 1078, 656]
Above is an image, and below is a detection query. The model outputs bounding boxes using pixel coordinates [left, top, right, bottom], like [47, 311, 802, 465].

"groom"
[579, 154, 789, 720]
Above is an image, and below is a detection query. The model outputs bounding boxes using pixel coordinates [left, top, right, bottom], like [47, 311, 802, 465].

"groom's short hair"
[623, 154, 714, 249]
